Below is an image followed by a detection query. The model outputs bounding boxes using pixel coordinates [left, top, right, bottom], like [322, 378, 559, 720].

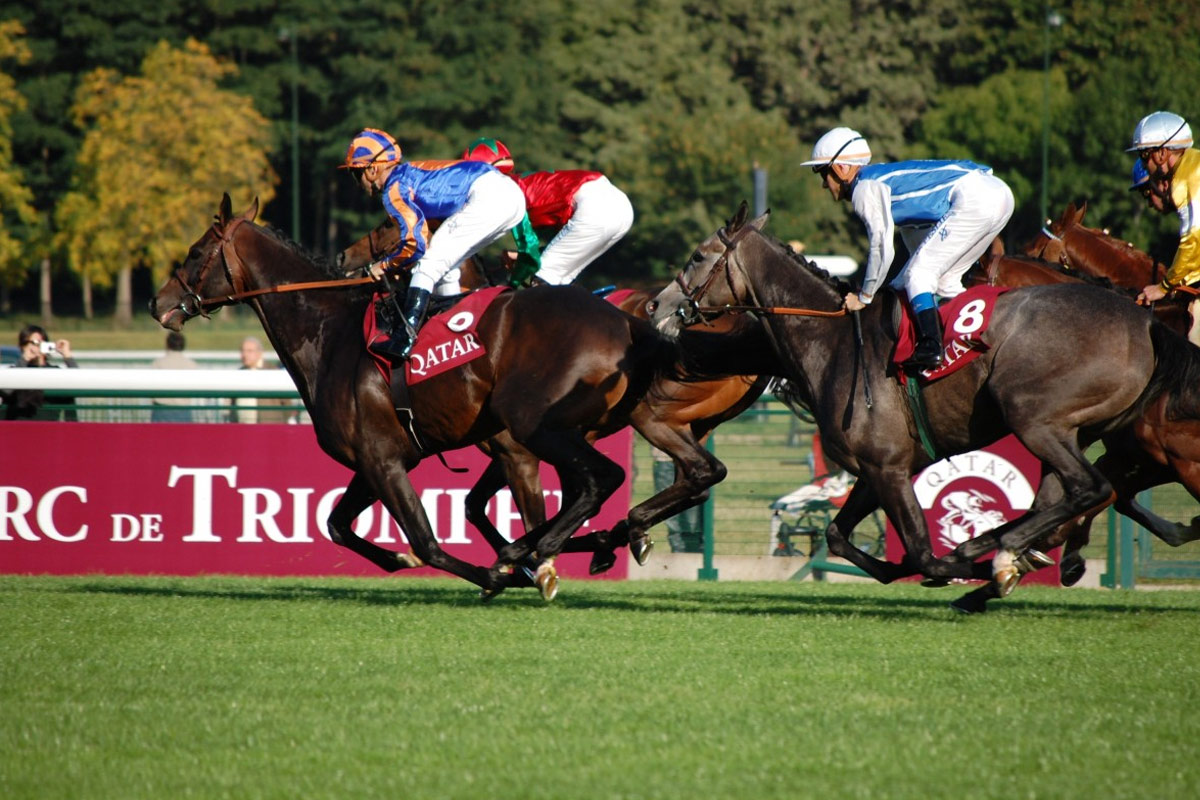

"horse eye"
[187, 247, 202, 262]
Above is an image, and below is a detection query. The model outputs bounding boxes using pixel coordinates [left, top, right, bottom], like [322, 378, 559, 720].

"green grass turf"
[2, 576, 1198, 799]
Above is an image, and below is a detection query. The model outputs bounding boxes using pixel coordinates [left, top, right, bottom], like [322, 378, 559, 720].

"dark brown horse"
[648, 203, 1193, 603]
[151, 195, 704, 600]
[337, 219, 768, 574]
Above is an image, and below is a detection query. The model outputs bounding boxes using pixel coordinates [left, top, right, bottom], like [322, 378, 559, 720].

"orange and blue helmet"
[341, 128, 402, 169]
[461, 137, 514, 174]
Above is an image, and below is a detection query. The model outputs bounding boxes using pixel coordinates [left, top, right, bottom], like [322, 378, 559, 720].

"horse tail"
[1132, 319, 1200, 422]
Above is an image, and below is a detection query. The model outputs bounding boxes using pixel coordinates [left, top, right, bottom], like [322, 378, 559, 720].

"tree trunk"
[115, 265, 132, 327]
[39, 256, 52, 327]
[82, 273, 94, 320]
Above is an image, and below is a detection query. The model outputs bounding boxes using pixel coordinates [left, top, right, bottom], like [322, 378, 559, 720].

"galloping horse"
[648, 202, 1190, 598]
[337, 217, 768, 573]
[151, 195, 698, 600]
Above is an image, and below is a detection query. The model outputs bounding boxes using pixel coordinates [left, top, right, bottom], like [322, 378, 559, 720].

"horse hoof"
[479, 587, 503, 603]
[921, 577, 952, 588]
[994, 567, 1020, 598]
[535, 563, 559, 602]
[396, 552, 424, 569]
[631, 536, 654, 566]
[1060, 553, 1086, 587]
[589, 550, 617, 575]
[1014, 548, 1055, 573]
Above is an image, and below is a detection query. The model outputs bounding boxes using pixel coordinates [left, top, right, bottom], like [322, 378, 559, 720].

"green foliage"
[0, 20, 37, 287]
[55, 40, 277, 291]
[4, 0, 1200, 304]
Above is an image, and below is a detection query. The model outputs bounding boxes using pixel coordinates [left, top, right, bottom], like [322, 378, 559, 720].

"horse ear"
[241, 197, 260, 223]
[1075, 201, 1087, 223]
[729, 200, 750, 231]
[749, 209, 770, 232]
[219, 193, 233, 223]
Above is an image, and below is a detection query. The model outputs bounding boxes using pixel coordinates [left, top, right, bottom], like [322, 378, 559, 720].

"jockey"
[1130, 159, 1169, 214]
[802, 127, 1014, 371]
[461, 137, 635, 286]
[1128, 112, 1200, 305]
[340, 128, 526, 358]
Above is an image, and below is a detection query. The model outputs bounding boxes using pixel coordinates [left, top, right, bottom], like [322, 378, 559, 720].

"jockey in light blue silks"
[803, 127, 1015, 371]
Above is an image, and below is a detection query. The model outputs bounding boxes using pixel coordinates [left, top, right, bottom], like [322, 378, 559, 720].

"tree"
[55, 39, 277, 325]
[0, 20, 38, 312]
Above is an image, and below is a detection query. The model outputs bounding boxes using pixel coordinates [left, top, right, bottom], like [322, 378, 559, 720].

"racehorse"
[151, 194, 702, 600]
[965, 225, 1200, 591]
[337, 217, 769, 573]
[647, 202, 1191, 599]
[1025, 202, 1169, 289]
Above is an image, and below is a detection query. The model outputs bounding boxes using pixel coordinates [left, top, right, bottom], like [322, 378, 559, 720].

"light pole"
[279, 27, 301, 243]
[1041, 6, 1063, 225]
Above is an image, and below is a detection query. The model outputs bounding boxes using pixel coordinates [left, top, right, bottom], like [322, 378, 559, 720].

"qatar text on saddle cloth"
[363, 286, 508, 384]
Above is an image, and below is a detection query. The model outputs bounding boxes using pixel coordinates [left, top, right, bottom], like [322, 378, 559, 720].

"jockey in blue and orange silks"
[339, 128, 526, 358]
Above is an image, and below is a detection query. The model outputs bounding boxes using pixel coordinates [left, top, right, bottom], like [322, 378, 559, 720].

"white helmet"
[1127, 111, 1193, 152]
[801, 127, 872, 167]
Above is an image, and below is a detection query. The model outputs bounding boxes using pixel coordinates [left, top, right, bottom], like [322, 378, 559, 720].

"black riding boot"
[903, 307, 944, 372]
[376, 286, 431, 360]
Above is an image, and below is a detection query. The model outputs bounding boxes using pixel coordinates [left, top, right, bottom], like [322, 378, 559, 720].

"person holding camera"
[1, 324, 79, 420]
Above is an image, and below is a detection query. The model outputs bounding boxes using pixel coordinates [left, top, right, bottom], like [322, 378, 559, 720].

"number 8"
[952, 299, 986, 334]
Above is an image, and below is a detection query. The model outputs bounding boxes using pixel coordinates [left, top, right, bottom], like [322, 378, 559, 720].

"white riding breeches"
[890, 170, 1014, 299]
[410, 170, 527, 296]
[534, 177, 635, 285]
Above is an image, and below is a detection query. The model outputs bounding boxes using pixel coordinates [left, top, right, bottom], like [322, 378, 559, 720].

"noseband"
[671, 225, 757, 326]
[668, 226, 847, 326]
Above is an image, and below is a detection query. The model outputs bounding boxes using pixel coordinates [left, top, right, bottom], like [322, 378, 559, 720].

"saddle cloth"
[363, 286, 509, 385]
[893, 285, 1009, 382]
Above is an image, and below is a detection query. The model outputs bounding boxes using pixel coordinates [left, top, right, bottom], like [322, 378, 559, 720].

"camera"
[39, 341, 56, 354]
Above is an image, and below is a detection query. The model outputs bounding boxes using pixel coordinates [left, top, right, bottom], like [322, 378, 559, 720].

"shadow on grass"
[26, 576, 1200, 622]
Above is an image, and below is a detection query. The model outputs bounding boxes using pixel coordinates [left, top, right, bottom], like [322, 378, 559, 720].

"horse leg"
[992, 433, 1115, 597]
[821, 479, 912, 584]
[614, 414, 730, 568]
[490, 430, 626, 600]
[361, 458, 502, 595]
[467, 437, 548, 583]
[326, 472, 426, 572]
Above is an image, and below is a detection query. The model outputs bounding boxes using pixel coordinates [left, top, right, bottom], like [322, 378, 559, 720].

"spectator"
[150, 331, 198, 422]
[1, 324, 79, 421]
[230, 336, 293, 423]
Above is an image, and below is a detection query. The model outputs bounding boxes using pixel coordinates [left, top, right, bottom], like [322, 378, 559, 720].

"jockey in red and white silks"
[462, 138, 635, 286]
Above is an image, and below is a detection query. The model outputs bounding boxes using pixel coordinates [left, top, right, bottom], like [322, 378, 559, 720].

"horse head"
[337, 216, 397, 274]
[150, 193, 259, 330]
[648, 201, 769, 336]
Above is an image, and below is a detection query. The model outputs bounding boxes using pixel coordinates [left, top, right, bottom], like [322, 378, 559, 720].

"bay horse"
[151, 194, 703, 600]
[337, 217, 768, 573]
[648, 202, 1191, 600]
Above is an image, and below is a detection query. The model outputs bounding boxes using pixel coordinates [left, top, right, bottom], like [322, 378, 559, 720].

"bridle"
[167, 217, 374, 321]
[668, 225, 847, 327]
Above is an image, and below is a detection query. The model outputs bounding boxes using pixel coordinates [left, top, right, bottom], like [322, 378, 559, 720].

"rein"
[674, 226, 846, 322]
[170, 217, 375, 319]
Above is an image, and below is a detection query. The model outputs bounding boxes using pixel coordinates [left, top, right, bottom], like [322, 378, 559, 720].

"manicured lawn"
[2, 576, 1197, 799]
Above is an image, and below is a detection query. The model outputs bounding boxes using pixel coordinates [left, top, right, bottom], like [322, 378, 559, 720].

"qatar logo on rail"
[911, 449, 1036, 554]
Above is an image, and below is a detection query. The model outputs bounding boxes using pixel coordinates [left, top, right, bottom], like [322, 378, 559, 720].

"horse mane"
[1062, 221, 1155, 271]
[254, 222, 345, 280]
[756, 230, 852, 296]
